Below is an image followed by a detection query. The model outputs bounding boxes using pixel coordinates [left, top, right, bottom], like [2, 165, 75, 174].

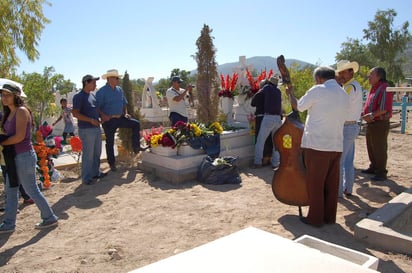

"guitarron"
[271, 55, 309, 210]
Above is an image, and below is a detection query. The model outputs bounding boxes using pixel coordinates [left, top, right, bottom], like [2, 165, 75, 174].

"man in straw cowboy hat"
[96, 69, 144, 172]
[335, 60, 363, 197]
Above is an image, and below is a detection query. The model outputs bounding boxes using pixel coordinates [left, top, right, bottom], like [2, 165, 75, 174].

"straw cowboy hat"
[101, 69, 123, 80]
[335, 60, 359, 74]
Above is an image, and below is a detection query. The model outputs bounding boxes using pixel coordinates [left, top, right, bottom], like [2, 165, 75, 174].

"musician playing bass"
[285, 66, 349, 227]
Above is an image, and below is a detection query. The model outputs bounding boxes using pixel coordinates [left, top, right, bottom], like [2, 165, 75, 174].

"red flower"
[219, 73, 238, 98]
[70, 136, 82, 153]
[245, 69, 274, 98]
[161, 132, 177, 147]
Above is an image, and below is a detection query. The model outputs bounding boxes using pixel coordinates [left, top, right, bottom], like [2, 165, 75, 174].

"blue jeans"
[254, 115, 282, 166]
[1, 149, 58, 230]
[79, 127, 102, 183]
[339, 123, 360, 196]
[102, 116, 140, 167]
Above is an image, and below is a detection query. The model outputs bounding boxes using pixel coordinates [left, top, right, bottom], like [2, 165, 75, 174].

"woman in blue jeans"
[0, 83, 58, 234]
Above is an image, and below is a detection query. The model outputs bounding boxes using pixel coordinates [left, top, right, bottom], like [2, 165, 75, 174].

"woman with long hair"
[0, 83, 58, 234]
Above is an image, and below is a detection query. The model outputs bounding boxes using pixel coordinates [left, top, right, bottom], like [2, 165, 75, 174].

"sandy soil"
[0, 122, 411, 273]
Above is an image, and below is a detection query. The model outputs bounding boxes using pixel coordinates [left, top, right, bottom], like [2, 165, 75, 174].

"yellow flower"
[150, 133, 163, 147]
[191, 124, 202, 137]
[209, 122, 223, 134]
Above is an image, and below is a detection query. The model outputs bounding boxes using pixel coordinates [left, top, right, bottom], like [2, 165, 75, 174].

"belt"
[110, 114, 122, 119]
[264, 113, 280, 116]
[344, 121, 357, 125]
[255, 114, 264, 117]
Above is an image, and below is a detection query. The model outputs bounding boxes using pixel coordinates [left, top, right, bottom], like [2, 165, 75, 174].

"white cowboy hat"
[335, 60, 359, 74]
[101, 69, 123, 80]
[0, 78, 27, 98]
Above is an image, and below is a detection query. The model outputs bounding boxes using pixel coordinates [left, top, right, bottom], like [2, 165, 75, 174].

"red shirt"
[363, 82, 393, 120]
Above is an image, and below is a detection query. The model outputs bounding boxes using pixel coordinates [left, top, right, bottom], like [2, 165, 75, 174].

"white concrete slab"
[141, 129, 254, 183]
[294, 235, 379, 270]
[355, 188, 412, 255]
[130, 227, 379, 273]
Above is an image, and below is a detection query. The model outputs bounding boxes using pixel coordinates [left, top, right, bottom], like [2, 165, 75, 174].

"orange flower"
[70, 136, 82, 153]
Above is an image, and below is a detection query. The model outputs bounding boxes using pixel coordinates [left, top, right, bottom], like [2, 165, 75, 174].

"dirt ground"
[0, 123, 411, 273]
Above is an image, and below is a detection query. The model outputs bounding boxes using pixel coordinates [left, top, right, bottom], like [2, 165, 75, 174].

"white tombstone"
[140, 77, 169, 123]
[232, 56, 255, 124]
[142, 77, 160, 109]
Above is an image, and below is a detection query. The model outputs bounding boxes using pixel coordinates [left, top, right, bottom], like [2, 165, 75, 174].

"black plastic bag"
[197, 156, 241, 185]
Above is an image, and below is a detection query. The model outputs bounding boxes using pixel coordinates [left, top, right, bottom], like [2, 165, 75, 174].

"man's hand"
[362, 112, 374, 123]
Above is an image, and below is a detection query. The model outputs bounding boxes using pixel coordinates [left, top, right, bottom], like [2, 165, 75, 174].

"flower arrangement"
[218, 73, 239, 98]
[241, 69, 274, 99]
[143, 121, 224, 149]
[170, 121, 209, 147]
[33, 130, 60, 189]
[142, 126, 177, 148]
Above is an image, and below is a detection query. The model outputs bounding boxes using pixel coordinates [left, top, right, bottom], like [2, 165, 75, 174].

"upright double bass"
[271, 55, 309, 213]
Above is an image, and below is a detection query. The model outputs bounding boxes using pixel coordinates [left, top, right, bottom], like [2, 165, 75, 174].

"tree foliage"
[21, 66, 70, 127]
[119, 71, 135, 152]
[0, 0, 51, 77]
[363, 9, 411, 83]
[336, 9, 411, 83]
[194, 24, 219, 124]
[335, 38, 375, 68]
[280, 63, 314, 120]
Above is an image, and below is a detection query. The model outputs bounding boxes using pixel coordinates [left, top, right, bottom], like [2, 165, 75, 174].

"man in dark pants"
[251, 80, 273, 166]
[361, 67, 393, 181]
[96, 69, 144, 172]
[286, 66, 349, 227]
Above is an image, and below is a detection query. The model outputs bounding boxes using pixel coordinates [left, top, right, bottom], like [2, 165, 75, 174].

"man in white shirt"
[335, 60, 363, 197]
[166, 76, 193, 126]
[286, 66, 349, 227]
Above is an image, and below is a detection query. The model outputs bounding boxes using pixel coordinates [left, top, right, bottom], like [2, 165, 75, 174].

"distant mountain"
[191, 56, 314, 76]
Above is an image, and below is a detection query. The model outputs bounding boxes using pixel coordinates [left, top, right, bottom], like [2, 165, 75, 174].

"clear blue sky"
[17, 0, 411, 88]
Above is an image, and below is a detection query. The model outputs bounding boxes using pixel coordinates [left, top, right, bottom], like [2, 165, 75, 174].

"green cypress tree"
[118, 71, 138, 154]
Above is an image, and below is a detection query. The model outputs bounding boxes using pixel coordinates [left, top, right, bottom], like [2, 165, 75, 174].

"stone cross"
[232, 56, 254, 87]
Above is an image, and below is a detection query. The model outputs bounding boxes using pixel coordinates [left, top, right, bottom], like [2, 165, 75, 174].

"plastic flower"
[209, 122, 223, 134]
[242, 69, 274, 99]
[150, 133, 163, 147]
[218, 73, 239, 98]
[33, 128, 62, 189]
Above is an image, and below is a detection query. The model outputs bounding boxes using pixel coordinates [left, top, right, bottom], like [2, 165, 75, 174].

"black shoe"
[93, 172, 108, 179]
[110, 165, 117, 172]
[343, 189, 353, 197]
[299, 216, 322, 227]
[371, 175, 387, 181]
[361, 168, 375, 174]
